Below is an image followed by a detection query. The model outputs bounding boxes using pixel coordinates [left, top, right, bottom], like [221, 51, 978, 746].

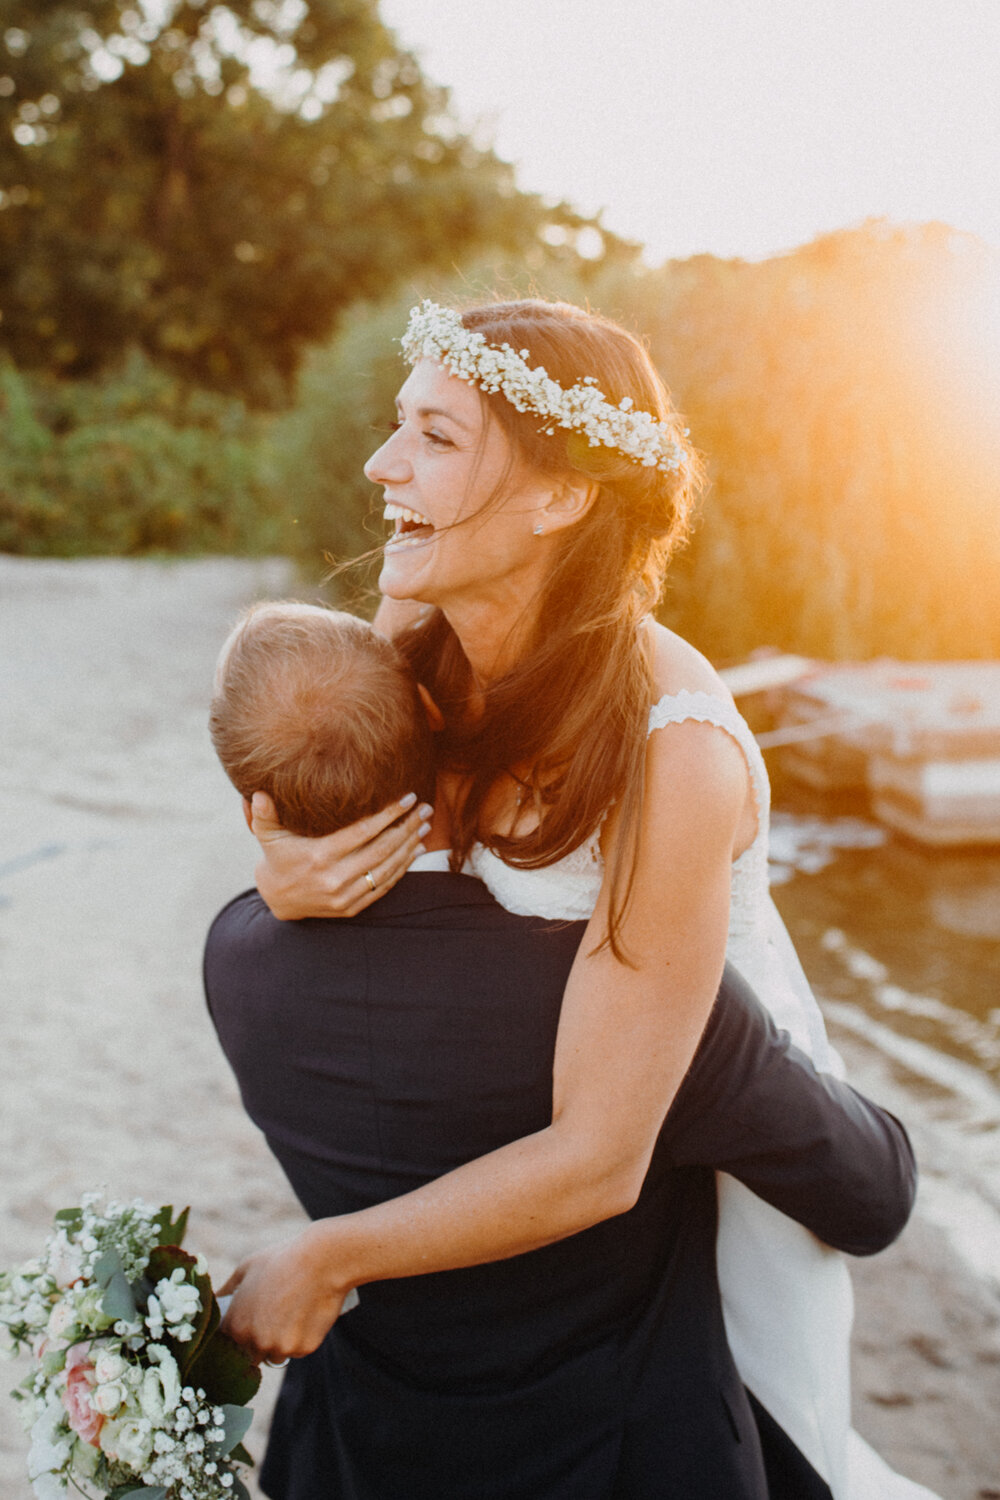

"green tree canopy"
[0, 1, 630, 404]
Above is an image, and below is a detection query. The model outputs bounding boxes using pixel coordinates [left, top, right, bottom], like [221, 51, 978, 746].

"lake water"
[769, 784, 1000, 1287]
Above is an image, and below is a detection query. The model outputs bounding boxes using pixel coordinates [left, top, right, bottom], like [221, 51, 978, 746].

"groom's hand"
[219, 1230, 355, 1364]
[250, 790, 433, 920]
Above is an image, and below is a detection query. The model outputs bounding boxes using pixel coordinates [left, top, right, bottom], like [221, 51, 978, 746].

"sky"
[379, 0, 1000, 264]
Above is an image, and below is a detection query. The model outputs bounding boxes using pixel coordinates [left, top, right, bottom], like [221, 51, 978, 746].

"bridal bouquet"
[0, 1195, 260, 1500]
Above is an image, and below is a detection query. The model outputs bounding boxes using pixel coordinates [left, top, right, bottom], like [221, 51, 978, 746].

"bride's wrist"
[300, 1217, 363, 1300]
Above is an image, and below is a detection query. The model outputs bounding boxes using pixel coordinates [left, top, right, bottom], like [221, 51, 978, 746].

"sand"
[0, 556, 997, 1499]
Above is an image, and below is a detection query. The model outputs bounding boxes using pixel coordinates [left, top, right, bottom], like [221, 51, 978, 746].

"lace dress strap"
[647, 689, 771, 826]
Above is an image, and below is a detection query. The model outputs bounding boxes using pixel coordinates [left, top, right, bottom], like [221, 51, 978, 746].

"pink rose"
[62, 1344, 103, 1447]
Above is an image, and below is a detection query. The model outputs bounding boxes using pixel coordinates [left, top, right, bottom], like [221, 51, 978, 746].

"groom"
[204, 603, 915, 1500]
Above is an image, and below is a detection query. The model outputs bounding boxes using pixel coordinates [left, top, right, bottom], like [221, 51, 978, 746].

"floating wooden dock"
[720, 657, 1000, 847]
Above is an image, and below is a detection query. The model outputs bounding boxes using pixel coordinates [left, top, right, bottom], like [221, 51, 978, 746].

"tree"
[627, 221, 1000, 661]
[0, 2, 631, 404]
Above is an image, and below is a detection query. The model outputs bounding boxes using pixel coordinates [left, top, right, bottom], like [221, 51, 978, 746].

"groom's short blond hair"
[210, 602, 435, 837]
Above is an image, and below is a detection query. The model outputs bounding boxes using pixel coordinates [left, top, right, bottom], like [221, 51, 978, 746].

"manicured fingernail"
[413, 843, 427, 858]
[418, 820, 432, 838]
[418, 803, 434, 819]
[399, 792, 417, 810]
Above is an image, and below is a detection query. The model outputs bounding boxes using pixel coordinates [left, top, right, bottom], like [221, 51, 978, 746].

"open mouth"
[384, 502, 435, 549]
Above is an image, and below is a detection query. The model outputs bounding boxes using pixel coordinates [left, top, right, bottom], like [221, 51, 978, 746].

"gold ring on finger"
[264, 1357, 290, 1368]
[364, 870, 377, 893]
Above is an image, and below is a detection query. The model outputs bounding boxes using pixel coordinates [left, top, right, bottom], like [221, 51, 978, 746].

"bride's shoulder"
[644, 620, 734, 706]
[638, 623, 752, 834]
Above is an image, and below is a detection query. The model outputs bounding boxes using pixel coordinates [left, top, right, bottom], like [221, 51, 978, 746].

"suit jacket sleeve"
[663, 963, 917, 1256]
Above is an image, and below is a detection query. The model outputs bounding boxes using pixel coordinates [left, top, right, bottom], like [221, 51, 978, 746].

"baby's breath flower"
[401, 301, 692, 479]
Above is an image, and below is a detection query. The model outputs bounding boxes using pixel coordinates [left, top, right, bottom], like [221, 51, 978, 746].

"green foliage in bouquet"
[0, 1195, 260, 1500]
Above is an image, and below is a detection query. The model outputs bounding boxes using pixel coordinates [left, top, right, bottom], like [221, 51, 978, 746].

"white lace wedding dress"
[466, 689, 938, 1500]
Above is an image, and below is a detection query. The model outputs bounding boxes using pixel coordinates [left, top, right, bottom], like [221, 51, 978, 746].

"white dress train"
[467, 689, 938, 1500]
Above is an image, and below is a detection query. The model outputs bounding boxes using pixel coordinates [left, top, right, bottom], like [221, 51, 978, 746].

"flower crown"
[400, 300, 691, 479]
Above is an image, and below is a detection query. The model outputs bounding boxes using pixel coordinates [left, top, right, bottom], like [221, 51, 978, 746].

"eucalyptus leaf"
[108, 1487, 167, 1500]
[231, 1477, 251, 1500]
[101, 1269, 137, 1322]
[93, 1247, 124, 1288]
[215, 1403, 254, 1458]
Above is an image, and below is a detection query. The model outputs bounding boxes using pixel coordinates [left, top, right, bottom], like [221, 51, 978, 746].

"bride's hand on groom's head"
[251, 791, 433, 920]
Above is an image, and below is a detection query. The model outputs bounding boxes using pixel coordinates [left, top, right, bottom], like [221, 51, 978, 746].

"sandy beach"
[1, 556, 997, 1499]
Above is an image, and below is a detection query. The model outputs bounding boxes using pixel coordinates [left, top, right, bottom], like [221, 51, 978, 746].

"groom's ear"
[417, 682, 445, 732]
[241, 797, 254, 831]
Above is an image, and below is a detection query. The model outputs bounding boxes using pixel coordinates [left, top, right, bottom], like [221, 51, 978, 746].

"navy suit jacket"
[205, 872, 914, 1500]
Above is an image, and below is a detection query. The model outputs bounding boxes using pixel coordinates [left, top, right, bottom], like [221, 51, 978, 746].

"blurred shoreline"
[1, 556, 997, 1499]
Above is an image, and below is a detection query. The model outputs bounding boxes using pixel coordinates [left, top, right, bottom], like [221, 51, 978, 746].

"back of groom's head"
[210, 602, 436, 836]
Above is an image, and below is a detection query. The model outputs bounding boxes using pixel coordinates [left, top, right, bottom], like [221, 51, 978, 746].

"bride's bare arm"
[222, 719, 747, 1362]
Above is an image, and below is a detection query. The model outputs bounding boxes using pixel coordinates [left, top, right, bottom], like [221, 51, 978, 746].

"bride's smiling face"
[366, 359, 554, 612]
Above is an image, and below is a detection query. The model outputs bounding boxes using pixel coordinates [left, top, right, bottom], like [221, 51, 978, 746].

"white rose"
[27, 1399, 71, 1478]
[100, 1416, 153, 1470]
[48, 1242, 84, 1291]
[138, 1367, 166, 1426]
[146, 1345, 181, 1414]
[93, 1381, 125, 1416]
[75, 1287, 114, 1333]
[46, 1303, 76, 1342]
[93, 1350, 128, 1385]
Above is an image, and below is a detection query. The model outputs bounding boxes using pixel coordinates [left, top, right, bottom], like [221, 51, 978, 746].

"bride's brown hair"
[395, 299, 703, 960]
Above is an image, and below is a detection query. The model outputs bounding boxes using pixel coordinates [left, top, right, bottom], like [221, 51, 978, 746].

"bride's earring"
[533, 523, 544, 536]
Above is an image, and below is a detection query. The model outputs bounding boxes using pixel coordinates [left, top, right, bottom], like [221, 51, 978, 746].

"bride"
[224, 297, 937, 1500]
